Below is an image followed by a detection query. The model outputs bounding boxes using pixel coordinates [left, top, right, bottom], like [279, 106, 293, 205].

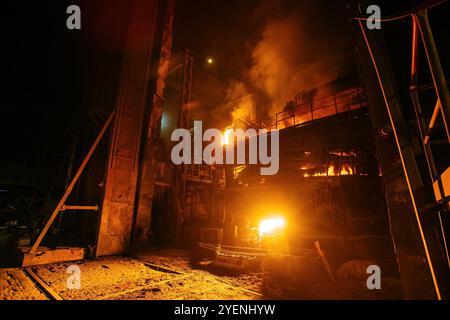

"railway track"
[18, 257, 263, 300]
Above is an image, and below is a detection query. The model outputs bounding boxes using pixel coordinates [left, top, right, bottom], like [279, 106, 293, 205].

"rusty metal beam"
[29, 111, 115, 254]
[132, 0, 175, 252]
[410, 8, 450, 267]
[357, 17, 442, 299]
[410, 14, 419, 87]
[424, 100, 441, 145]
[60, 205, 99, 212]
[96, 0, 161, 257]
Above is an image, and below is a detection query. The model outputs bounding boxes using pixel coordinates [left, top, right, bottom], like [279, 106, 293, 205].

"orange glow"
[340, 163, 353, 175]
[233, 165, 246, 179]
[259, 218, 285, 237]
[328, 165, 335, 176]
[304, 171, 326, 177]
[222, 128, 233, 146]
[303, 164, 354, 177]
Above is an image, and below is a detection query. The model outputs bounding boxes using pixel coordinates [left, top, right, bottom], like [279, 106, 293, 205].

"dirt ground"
[0, 268, 47, 300]
[0, 250, 262, 300]
[0, 249, 401, 300]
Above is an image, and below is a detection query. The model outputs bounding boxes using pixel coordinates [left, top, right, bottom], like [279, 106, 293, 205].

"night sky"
[173, 0, 355, 83]
[2, 1, 85, 163]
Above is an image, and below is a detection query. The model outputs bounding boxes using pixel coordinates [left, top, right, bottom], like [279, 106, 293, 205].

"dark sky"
[1, 0, 449, 170]
[1, 0, 129, 163]
[2, 1, 85, 162]
[173, 0, 276, 80]
[172, 0, 449, 84]
[172, 0, 354, 82]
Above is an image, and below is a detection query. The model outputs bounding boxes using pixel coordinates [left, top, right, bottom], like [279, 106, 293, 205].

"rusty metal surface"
[133, 0, 175, 252]
[96, 0, 161, 257]
[29, 112, 115, 254]
[352, 2, 447, 298]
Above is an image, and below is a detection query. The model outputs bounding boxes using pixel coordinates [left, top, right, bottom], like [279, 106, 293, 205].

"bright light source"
[259, 217, 286, 237]
[207, 57, 214, 65]
[222, 128, 233, 146]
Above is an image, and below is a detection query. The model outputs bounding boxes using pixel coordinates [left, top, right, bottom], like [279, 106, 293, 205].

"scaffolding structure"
[356, 0, 450, 299]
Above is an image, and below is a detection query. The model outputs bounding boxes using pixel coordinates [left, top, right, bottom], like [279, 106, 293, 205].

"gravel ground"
[0, 251, 262, 300]
[137, 249, 264, 297]
[0, 249, 401, 300]
[0, 268, 47, 300]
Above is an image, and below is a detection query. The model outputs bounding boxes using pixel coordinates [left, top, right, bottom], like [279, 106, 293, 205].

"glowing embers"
[340, 163, 353, 176]
[302, 149, 358, 177]
[303, 164, 354, 177]
[259, 217, 286, 237]
[233, 165, 247, 179]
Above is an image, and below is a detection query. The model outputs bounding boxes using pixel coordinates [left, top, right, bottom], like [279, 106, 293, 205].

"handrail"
[263, 88, 367, 130]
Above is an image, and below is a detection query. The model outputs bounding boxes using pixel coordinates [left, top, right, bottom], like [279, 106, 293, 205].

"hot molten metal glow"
[259, 218, 286, 237]
[222, 128, 233, 146]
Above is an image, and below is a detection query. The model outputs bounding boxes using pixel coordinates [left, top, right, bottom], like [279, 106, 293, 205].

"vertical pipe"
[334, 95, 338, 114]
[411, 17, 419, 85]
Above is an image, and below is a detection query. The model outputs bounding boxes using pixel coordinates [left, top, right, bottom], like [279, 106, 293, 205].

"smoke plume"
[227, 1, 355, 121]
